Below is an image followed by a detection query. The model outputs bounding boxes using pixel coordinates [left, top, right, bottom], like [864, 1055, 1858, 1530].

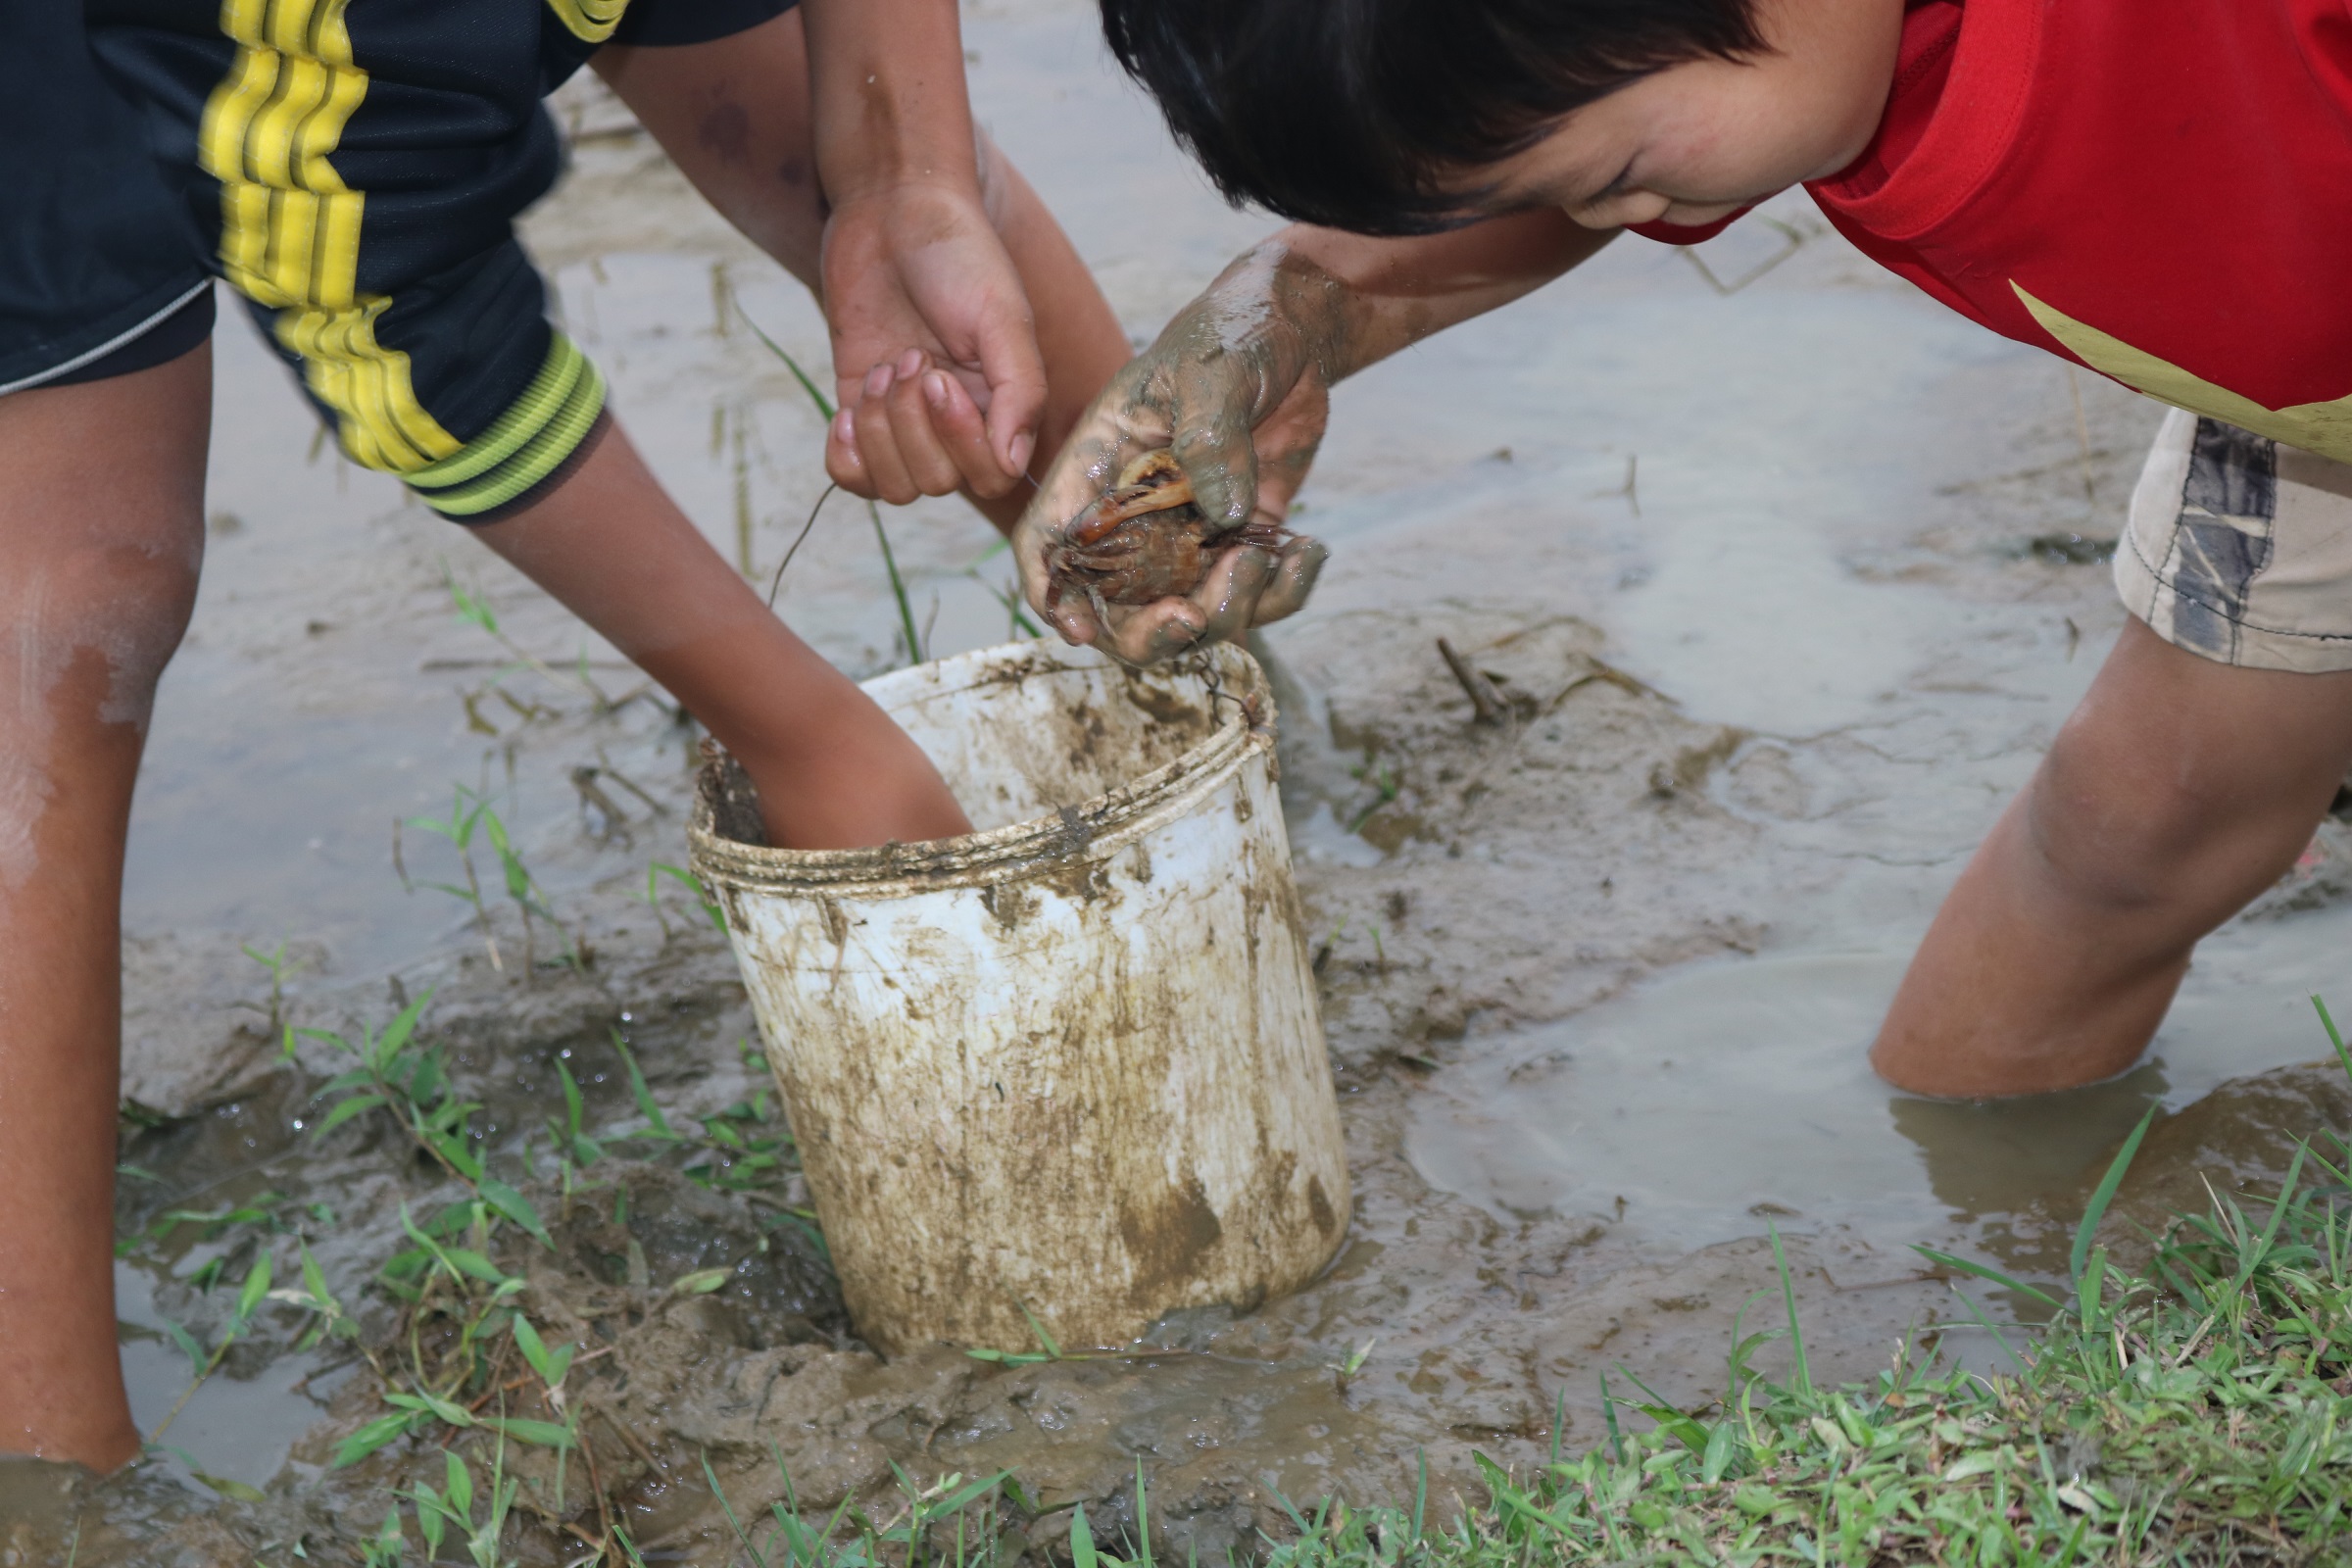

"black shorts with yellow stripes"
[0, 0, 213, 396]
[87, 0, 793, 520]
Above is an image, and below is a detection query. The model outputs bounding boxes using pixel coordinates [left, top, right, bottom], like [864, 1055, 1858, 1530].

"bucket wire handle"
[766, 482, 839, 610]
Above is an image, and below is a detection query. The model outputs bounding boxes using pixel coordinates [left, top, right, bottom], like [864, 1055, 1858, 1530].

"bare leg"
[470, 420, 969, 849]
[595, 13, 1129, 533]
[0, 347, 211, 1469]
[1872, 618, 2352, 1099]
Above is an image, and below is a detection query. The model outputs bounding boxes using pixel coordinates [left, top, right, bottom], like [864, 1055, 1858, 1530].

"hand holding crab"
[1042, 450, 1298, 628]
[1015, 246, 1335, 664]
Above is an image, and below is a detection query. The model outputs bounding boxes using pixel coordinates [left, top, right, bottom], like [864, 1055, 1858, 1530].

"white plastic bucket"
[689, 640, 1348, 1355]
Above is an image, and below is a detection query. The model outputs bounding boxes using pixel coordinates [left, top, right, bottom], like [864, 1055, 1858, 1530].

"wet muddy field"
[10, 0, 2352, 1559]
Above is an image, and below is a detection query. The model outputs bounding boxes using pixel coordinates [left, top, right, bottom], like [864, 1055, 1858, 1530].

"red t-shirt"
[1634, 0, 2352, 461]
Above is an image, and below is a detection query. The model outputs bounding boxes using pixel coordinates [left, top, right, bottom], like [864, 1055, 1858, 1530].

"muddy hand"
[1016, 244, 1336, 663]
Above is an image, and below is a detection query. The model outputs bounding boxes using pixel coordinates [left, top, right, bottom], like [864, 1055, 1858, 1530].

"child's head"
[1101, 0, 1901, 235]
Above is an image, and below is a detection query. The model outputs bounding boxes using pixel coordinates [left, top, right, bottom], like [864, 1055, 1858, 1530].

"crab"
[1042, 449, 1290, 624]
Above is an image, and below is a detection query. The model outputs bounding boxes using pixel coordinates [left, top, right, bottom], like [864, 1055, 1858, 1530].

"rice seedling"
[237, 939, 303, 1034]
[682, 1082, 793, 1196]
[960, 1298, 1073, 1367]
[966, 536, 1042, 639]
[146, 1251, 272, 1445]
[115, 1187, 300, 1266]
[331, 1202, 576, 1469]
[1327, 1337, 1376, 1395]
[445, 566, 615, 710]
[736, 306, 926, 666]
[396, 787, 502, 970]
[636, 858, 726, 943]
[398, 784, 580, 972]
[478, 798, 579, 970]
[1347, 758, 1400, 833]
[734, 404, 757, 578]
[296, 989, 553, 1248]
[404, 1442, 523, 1568]
[714, 1446, 1014, 1568]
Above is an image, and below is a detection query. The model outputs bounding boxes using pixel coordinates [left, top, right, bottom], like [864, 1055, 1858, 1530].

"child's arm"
[593, 8, 1129, 532]
[801, 0, 1073, 508]
[470, 419, 971, 850]
[1017, 212, 1615, 662]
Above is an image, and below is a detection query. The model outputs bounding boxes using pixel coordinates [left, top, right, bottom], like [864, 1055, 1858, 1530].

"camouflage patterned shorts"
[2118, 408, 2352, 671]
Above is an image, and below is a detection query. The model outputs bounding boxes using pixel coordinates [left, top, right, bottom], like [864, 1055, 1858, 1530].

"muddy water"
[19, 0, 2349, 1559]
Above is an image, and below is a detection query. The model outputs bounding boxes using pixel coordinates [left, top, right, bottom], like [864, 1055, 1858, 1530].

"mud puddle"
[19, 0, 2351, 1559]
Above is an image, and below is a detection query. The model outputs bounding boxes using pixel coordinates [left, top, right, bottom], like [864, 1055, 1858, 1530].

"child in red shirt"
[1016, 0, 2352, 1100]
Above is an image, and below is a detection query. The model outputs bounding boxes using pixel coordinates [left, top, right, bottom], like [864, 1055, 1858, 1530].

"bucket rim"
[687, 639, 1275, 895]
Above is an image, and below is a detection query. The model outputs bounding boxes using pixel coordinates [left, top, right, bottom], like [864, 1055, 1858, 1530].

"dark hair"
[1100, 0, 1767, 235]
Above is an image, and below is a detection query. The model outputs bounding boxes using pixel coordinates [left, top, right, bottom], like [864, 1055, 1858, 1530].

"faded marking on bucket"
[1119, 1164, 1226, 1301]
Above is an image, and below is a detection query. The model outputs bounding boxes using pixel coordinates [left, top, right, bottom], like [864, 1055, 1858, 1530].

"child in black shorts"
[4, 0, 1127, 1471]
[0, 0, 219, 1474]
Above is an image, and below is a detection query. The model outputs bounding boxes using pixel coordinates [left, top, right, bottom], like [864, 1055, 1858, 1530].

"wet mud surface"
[17, 0, 2352, 1559]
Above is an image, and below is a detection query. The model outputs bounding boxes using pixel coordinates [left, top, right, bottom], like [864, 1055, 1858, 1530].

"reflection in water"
[1888, 1061, 2166, 1221]
[1407, 953, 1938, 1256]
[1409, 925, 2351, 1287]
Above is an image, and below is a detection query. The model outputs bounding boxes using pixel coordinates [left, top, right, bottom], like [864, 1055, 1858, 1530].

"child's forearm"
[472, 420, 970, 849]
[801, 0, 980, 202]
[1255, 212, 1619, 387]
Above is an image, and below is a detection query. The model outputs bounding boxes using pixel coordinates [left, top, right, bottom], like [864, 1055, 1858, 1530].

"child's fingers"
[969, 282, 1049, 482]
[825, 408, 882, 499]
[1246, 534, 1328, 626]
[1097, 598, 1210, 665]
[1187, 545, 1279, 650]
[884, 362, 973, 496]
[850, 363, 922, 505]
[920, 370, 1021, 499]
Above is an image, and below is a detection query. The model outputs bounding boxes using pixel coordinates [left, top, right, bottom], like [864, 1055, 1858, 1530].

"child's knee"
[1, 527, 202, 727]
[2023, 719, 2305, 911]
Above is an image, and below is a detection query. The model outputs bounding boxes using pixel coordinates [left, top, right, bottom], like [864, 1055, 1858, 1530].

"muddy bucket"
[688, 640, 1348, 1355]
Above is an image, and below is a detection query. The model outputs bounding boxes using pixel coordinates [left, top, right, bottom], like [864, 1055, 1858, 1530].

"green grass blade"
[1768, 1222, 1812, 1396]
[2312, 995, 2352, 1088]
[372, 987, 436, 1071]
[1912, 1246, 2064, 1309]
[475, 1175, 552, 1249]
[703, 1449, 771, 1568]
[2235, 1140, 2311, 1291]
[867, 500, 923, 668]
[2072, 1106, 2157, 1290]
[739, 310, 837, 420]
[1013, 1298, 1064, 1359]
[611, 1030, 678, 1141]
[1597, 1371, 1625, 1464]
[1946, 1281, 2028, 1368]
[1135, 1457, 1152, 1568]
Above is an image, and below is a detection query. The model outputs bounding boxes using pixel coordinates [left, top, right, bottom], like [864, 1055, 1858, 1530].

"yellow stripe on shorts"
[405, 333, 608, 518]
[199, 0, 458, 471]
[545, 0, 632, 44]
